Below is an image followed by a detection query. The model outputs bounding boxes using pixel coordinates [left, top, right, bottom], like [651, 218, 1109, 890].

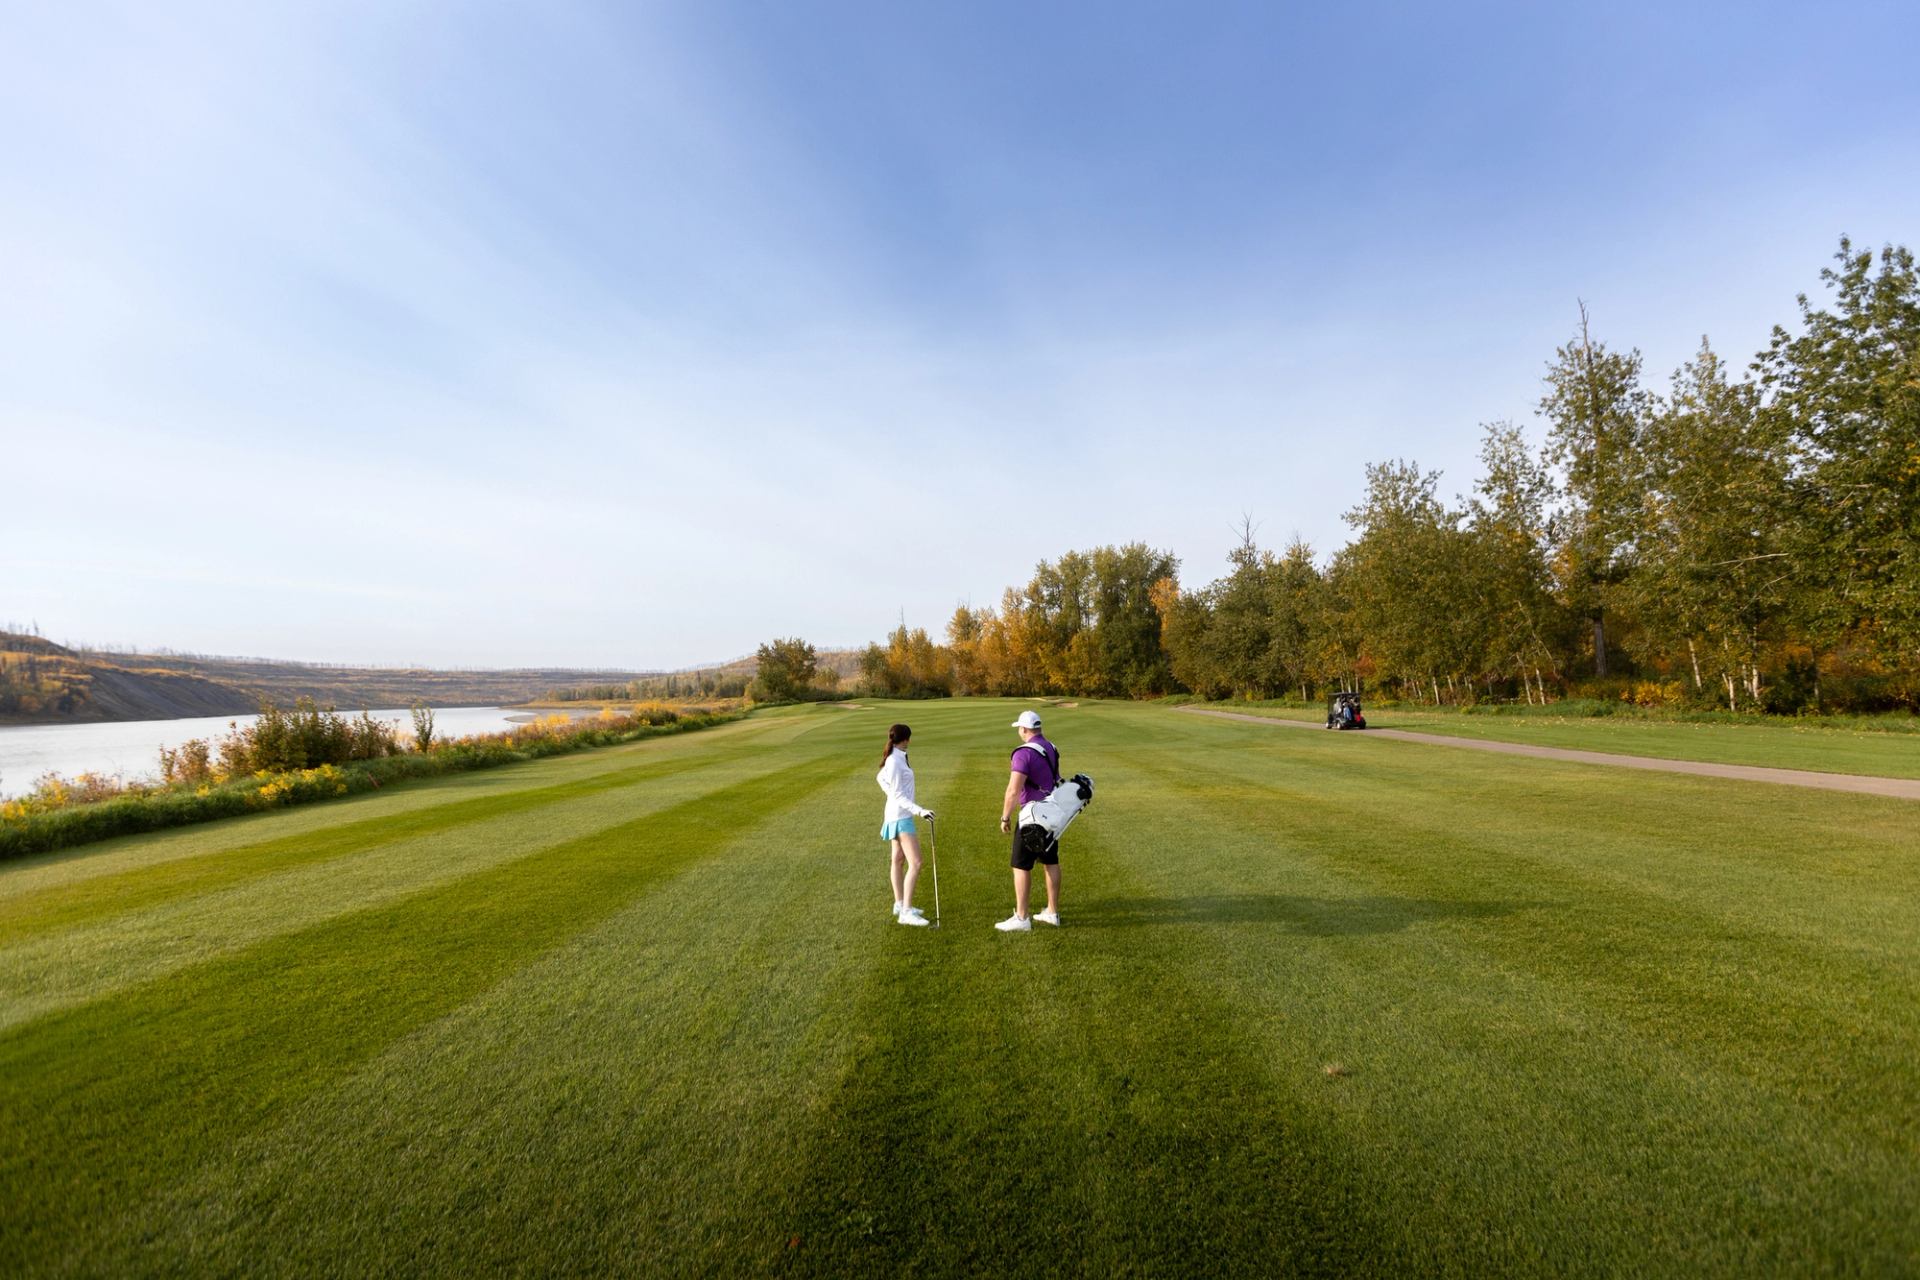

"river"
[0, 706, 592, 798]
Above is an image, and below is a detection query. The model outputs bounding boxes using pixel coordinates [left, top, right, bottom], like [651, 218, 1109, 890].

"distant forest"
[857, 239, 1918, 713]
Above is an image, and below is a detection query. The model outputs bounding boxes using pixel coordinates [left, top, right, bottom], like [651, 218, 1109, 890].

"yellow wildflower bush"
[158, 739, 216, 786]
[4, 771, 134, 817]
[245, 764, 352, 809]
[1622, 680, 1685, 708]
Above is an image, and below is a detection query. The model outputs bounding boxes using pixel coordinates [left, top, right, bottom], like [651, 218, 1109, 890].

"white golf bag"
[1017, 774, 1094, 857]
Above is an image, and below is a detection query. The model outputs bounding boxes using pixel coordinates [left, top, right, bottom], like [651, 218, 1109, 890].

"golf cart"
[1325, 691, 1367, 730]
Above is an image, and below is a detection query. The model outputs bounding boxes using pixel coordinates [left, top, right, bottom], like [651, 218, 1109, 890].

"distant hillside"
[538, 647, 867, 702]
[691, 648, 866, 680]
[818, 648, 867, 680]
[94, 651, 664, 715]
[710, 652, 867, 679]
[0, 634, 258, 724]
[0, 631, 663, 725]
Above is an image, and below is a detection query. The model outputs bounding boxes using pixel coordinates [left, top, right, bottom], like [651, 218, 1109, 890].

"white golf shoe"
[1034, 909, 1061, 927]
[898, 908, 930, 926]
[995, 913, 1032, 933]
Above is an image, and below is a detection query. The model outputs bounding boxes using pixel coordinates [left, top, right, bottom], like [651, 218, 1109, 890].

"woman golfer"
[877, 723, 934, 926]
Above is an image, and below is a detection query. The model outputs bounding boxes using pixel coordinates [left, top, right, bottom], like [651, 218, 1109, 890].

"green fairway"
[2, 701, 1916, 1276]
[1200, 701, 1920, 779]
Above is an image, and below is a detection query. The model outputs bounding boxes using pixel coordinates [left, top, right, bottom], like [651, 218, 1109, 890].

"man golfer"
[996, 709, 1061, 932]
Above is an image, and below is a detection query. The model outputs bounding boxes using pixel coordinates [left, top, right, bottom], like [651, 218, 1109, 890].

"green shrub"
[217, 699, 401, 774]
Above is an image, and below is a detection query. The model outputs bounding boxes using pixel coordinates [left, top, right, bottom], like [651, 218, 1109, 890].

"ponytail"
[881, 722, 911, 768]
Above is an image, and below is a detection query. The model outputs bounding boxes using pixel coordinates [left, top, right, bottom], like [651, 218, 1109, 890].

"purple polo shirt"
[1011, 734, 1059, 804]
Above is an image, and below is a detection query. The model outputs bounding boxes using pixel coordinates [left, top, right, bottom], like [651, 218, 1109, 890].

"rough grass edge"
[0, 711, 752, 863]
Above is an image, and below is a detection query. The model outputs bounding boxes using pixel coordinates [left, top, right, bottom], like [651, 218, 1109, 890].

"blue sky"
[4, 0, 1916, 668]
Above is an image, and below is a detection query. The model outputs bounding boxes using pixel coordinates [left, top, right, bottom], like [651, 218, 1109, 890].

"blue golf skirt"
[881, 817, 919, 841]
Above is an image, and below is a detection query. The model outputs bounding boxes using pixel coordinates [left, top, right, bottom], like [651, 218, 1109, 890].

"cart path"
[1175, 707, 1920, 801]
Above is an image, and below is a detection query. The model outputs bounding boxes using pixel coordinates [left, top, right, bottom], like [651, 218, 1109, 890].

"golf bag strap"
[1019, 741, 1058, 784]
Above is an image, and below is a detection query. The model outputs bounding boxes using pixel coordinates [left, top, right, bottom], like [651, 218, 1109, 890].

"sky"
[3, 0, 1917, 669]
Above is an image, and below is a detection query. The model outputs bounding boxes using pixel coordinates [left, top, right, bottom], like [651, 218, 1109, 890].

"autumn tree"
[1340, 460, 1482, 702]
[1153, 572, 1228, 698]
[1633, 341, 1790, 707]
[1541, 304, 1653, 677]
[751, 637, 818, 702]
[1266, 538, 1327, 702]
[1759, 238, 1920, 687]
[1153, 533, 1327, 702]
[945, 605, 987, 695]
[1464, 422, 1565, 701]
[1018, 544, 1178, 696]
[1087, 543, 1180, 696]
[860, 625, 953, 698]
[1207, 525, 1280, 697]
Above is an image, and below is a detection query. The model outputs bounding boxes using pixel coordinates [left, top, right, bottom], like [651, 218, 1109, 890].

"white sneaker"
[892, 901, 903, 916]
[898, 910, 930, 926]
[1034, 910, 1060, 927]
[995, 914, 1032, 933]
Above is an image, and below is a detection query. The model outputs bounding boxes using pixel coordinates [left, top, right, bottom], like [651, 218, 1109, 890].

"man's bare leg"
[1042, 863, 1060, 915]
[1012, 867, 1031, 918]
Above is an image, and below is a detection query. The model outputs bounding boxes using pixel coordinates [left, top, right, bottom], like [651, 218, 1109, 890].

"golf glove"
[919, 808, 935, 820]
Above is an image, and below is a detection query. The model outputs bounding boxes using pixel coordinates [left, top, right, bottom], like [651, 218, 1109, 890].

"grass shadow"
[1075, 892, 1545, 935]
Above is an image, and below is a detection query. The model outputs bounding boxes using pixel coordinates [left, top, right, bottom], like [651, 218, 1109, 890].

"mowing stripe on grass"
[71, 758, 895, 1275]
[763, 725, 1396, 1276]
[1132, 721, 1920, 958]
[756, 702, 1917, 1274]
[0, 751, 845, 1273]
[0, 742, 832, 1031]
[0, 750, 734, 944]
[1117, 738, 1920, 1138]
[1142, 707, 1920, 941]
[0, 714, 788, 895]
[1096, 736, 1919, 1270]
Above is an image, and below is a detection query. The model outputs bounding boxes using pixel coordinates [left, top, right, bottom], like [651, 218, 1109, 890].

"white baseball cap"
[1011, 710, 1043, 730]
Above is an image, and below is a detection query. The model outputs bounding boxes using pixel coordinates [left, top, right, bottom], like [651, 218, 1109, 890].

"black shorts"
[1010, 827, 1060, 870]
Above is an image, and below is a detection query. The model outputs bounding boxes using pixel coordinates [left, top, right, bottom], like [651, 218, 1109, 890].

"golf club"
[927, 815, 941, 928]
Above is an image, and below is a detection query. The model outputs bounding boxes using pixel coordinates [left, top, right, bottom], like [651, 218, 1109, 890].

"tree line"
[543, 670, 753, 702]
[842, 238, 1918, 713]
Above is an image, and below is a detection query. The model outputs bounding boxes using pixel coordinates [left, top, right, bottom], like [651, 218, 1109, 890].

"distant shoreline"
[0, 703, 590, 731]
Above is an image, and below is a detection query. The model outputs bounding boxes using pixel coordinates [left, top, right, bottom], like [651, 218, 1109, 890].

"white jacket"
[876, 750, 931, 823]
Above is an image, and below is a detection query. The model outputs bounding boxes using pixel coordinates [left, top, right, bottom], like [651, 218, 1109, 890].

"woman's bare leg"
[897, 832, 923, 910]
